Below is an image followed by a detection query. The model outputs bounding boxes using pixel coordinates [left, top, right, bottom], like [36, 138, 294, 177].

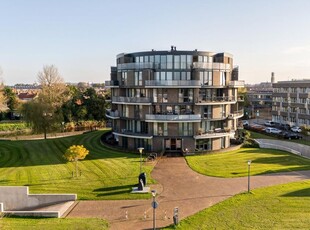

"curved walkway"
[256, 139, 310, 158]
[67, 157, 310, 230]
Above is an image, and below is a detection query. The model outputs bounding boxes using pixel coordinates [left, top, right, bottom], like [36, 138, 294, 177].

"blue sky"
[1, 0, 310, 85]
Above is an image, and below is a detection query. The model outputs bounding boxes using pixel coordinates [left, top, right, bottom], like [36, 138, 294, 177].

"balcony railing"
[117, 62, 157, 70]
[145, 80, 200, 87]
[228, 80, 245, 87]
[105, 110, 120, 119]
[194, 128, 233, 139]
[112, 96, 152, 104]
[192, 62, 231, 70]
[113, 129, 153, 139]
[196, 96, 237, 104]
[105, 80, 119, 87]
[145, 114, 201, 122]
[227, 109, 244, 119]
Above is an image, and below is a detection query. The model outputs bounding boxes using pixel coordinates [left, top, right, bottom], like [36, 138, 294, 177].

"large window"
[179, 89, 193, 103]
[135, 71, 142, 86]
[153, 89, 168, 103]
[195, 139, 211, 151]
[178, 123, 193, 136]
[154, 122, 168, 136]
[199, 71, 213, 86]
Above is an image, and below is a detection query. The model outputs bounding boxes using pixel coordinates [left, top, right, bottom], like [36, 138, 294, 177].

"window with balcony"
[153, 89, 168, 103]
[154, 122, 168, 136]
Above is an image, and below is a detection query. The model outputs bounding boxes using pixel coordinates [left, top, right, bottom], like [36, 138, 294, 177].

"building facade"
[272, 79, 310, 127]
[106, 48, 244, 153]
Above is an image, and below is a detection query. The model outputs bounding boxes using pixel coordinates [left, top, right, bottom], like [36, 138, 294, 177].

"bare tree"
[37, 65, 68, 108]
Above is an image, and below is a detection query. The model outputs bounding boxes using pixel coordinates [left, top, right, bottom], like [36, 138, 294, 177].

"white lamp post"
[151, 190, 157, 230]
[137, 147, 144, 174]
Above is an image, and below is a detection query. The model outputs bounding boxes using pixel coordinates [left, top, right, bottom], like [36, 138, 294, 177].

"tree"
[64, 145, 89, 177]
[4, 87, 19, 119]
[0, 67, 7, 111]
[22, 65, 69, 136]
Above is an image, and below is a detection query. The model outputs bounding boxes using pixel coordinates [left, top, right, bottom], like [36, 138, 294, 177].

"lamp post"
[42, 112, 52, 140]
[151, 190, 158, 230]
[137, 147, 144, 174]
[247, 160, 251, 193]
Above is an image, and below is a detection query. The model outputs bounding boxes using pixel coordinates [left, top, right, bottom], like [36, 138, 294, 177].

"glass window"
[155, 55, 160, 64]
[150, 56, 154, 63]
[198, 56, 203, 62]
[167, 55, 173, 69]
[174, 72, 181, 80]
[144, 56, 149, 62]
[181, 55, 186, 69]
[166, 72, 173, 81]
[139, 56, 143, 63]
[174, 55, 180, 69]
[187, 55, 193, 69]
[160, 55, 167, 69]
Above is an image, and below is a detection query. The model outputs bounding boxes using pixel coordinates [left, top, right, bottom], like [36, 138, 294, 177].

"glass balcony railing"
[145, 114, 201, 122]
[228, 80, 245, 87]
[227, 109, 244, 119]
[112, 96, 152, 104]
[194, 128, 232, 139]
[192, 62, 231, 70]
[105, 110, 120, 119]
[196, 96, 237, 104]
[105, 80, 119, 87]
[145, 80, 200, 87]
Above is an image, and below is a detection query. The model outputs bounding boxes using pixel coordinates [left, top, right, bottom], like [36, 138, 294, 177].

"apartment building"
[105, 48, 244, 153]
[272, 79, 310, 127]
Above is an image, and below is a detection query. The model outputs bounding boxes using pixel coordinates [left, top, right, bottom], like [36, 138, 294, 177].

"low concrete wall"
[4, 211, 60, 218]
[255, 139, 310, 158]
[0, 186, 76, 212]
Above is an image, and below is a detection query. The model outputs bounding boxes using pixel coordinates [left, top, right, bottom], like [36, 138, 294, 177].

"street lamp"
[42, 112, 52, 140]
[247, 160, 251, 193]
[137, 147, 144, 174]
[151, 190, 158, 230]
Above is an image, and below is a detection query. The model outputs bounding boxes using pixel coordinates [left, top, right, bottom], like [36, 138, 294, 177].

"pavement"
[66, 157, 310, 230]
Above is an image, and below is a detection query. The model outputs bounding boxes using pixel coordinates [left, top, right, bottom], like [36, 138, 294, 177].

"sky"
[1, 0, 310, 85]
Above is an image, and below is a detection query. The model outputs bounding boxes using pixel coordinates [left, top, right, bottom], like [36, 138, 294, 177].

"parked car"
[264, 121, 275, 127]
[265, 127, 282, 134]
[281, 132, 302, 139]
[279, 123, 291, 131]
[291, 126, 302, 133]
[242, 120, 249, 126]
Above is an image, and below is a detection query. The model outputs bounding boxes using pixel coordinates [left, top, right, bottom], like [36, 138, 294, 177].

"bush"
[242, 138, 259, 148]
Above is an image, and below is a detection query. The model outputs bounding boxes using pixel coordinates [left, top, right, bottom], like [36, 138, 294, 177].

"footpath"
[67, 157, 310, 230]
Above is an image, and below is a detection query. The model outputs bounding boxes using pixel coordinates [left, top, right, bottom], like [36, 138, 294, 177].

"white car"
[291, 126, 302, 133]
[265, 127, 282, 134]
[264, 121, 275, 127]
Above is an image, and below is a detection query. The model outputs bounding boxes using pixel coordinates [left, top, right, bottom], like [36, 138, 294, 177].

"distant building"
[105, 48, 244, 153]
[272, 79, 310, 127]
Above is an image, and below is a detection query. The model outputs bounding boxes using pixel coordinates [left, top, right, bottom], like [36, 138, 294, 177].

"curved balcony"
[192, 62, 231, 70]
[145, 114, 201, 122]
[194, 129, 233, 139]
[117, 62, 157, 70]
[228, 80, 245, 88]
[202, 115, 227, 121]
[105, 80, 119, 88]
[105, 110, 120, 119]
[145, 80, 200, 88]
[227, 109, 244, 119]
[195, 96, 237, 105]
[113, 129, 153, 139]
[112, 96, 152, 105]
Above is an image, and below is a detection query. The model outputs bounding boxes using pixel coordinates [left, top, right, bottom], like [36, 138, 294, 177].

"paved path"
[67, 157, 310, 230]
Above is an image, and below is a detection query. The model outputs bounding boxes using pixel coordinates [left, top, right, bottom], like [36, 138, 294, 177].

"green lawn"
[186, 148, 310, 178]
[0, 217, 108, 230]
[0, 130, 155, 200]
[164, 180, 310, 229]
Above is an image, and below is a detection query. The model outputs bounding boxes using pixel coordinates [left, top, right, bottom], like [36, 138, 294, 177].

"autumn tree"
[22, 65, 69, 136]
[64, 145, 89, 177]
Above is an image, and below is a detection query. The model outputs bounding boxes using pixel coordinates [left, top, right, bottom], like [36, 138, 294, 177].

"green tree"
[4, 87, 19, 119]
[64, 145, 89, 177]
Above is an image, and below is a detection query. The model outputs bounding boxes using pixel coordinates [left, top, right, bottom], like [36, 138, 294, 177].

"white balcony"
[145, 80, 200, 88]
[195, 96, 237, 105]
[105, 80, 119, 88]
[105, 110, 120, 119]
[228, 80, 245, 87]
[113, 129, 153, 139]
[112, 96, 152, 105]
[227, 109, 244, 119]
[192, 62, 231, 70]
[194, 129, 233, 139]
[145, 114, 201, 122]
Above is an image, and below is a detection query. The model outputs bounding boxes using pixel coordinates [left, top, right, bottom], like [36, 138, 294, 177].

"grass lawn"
[164, 180, 310, 229]
[0, 217, 108, 230]
[186, 148, 310, 178]
[0, 130, 155, 200]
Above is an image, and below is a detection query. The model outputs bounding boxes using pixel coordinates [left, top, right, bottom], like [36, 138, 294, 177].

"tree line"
[0, 65, 109, 135]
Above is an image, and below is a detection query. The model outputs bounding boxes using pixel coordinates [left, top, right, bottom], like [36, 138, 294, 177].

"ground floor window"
[165, 138, 182, 151]
[195, 139, 212, 151]
[134, 139, 152, 151]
